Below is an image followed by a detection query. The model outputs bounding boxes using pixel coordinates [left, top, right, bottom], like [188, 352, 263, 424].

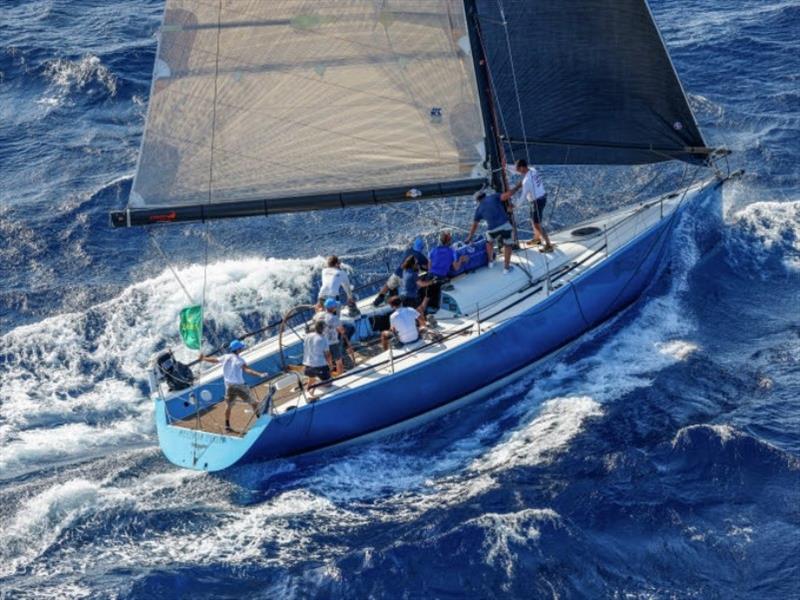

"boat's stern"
[154, 399, 268, 471]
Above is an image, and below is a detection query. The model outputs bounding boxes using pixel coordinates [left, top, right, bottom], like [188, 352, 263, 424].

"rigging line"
[206, 0, 223, 206]
[496, 0, 530, 165]
[198, 0, 224, 360]
[147, 229, 195, 305]
[384, 200, 472, 234]
[546, 146, 571, 226]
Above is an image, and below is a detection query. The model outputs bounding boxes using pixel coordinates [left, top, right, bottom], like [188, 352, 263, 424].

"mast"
[464, 0, 507, 193]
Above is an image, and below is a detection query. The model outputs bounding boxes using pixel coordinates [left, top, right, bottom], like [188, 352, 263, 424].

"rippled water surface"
[1, 1, 798, 598]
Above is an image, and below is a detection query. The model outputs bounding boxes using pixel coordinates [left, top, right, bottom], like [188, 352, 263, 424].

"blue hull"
[157, 184, 720, 471]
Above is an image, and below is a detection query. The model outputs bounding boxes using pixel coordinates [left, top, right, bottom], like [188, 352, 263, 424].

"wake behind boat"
[109, 1, 740, 471]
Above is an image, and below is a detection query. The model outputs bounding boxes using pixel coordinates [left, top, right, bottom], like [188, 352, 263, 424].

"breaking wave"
[37, 54, 117, 109]
[0, 256, 324, 477]
[725, 199, 800, 273]
[668, 423, 800, 477]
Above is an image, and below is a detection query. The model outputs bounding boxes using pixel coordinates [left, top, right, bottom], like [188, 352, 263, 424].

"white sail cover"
[130, 0, 486, 208]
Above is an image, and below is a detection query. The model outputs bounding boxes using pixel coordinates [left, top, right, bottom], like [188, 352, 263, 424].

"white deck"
[161, 181, 710, 426]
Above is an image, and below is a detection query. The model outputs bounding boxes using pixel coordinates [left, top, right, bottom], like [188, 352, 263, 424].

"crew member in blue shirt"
[398, 255, 433, 311]
[424, 231, 468, 311]
[428, 231, 468, 278]
[373, 237, 430, 306]
[465, 190, 514, 274]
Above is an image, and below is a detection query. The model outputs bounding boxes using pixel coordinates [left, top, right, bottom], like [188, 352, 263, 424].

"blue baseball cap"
[228, 339, 245, 352]
[324, 298, 339, 310]
[412, 237, 424, 252]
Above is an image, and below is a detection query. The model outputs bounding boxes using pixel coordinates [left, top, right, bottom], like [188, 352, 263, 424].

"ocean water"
[1, 1, 799, 598]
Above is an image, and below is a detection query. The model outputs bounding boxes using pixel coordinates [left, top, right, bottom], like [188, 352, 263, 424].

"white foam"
[0, 478, 118, 578]
[656, 340, 698, 360]
[0, 256, 324, 476]
[472, 396, 603, 474]
[725, 199, 800, 272]
[42, 53, 117, 96]
[468, 508, 561, 580]
[671, 423, 738, 447]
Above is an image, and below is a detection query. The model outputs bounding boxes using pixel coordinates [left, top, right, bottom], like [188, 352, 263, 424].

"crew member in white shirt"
[314, 297, 354, 375]
[502, 158, 554, 252]
[199, 339, 266, 433]
[303, 319, 334, 398]
[317, 255, 357, 312]
[381, 296, 425, 350]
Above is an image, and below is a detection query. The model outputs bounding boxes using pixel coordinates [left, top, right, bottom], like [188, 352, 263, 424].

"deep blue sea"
[1, 1, 799, 598]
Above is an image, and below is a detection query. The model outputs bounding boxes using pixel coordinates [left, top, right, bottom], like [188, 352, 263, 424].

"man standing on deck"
[502, 159, 554, 252]
[199, 339, 266, 433]
[465, 190, 514, 274]
[314, 298, 354, 376]
[303, 319, 334, 399]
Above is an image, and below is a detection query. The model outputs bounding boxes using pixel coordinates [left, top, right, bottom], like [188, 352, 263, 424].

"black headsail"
[112, 1, 489, 228]
[472, 0, 714, 166]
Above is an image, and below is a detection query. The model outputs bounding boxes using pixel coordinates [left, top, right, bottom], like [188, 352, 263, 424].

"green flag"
[179, 305, 203, 350]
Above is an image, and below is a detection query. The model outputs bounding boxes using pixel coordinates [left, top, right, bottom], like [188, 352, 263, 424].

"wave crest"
[37, 54, 117, 110]
[726, 200, 800, 273]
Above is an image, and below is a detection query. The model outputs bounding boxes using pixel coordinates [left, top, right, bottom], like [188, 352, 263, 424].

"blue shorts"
[304, 365, 331, 381]
[530, 195, 547, 224]
[487, 225, 513, 245]
[329, 340, 343, 361]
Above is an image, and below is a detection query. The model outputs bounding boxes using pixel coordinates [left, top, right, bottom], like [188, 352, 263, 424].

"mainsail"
[112, 0, 717, 227]
[472, 0, 712, 165]
[114, 0, 487, 226]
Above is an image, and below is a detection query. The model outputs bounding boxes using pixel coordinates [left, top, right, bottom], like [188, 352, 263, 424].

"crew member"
[314, 298, 354, 375]
[373, 237, 430, 307]
[318, 255, 357, 311]
[381, 296, 426, 350]
[199, 339, 266, 433]
[424, 231, 468, 311]
[465, 190, 514, 274]
[303, 319, 334, 399]
[502, 158, 554, 252]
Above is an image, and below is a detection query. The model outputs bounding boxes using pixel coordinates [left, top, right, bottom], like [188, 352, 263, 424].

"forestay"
[474, 0, 711, 165]
[130, 0, 486, 210]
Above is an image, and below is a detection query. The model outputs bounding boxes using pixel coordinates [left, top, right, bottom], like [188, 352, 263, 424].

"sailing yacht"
[112, 1, 738, 471]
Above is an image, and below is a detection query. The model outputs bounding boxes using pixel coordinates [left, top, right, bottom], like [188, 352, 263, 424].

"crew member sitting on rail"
[317, 255, 358, 313]
[373, 237, 430, 307]
[381, 296, 426, 350]
[199, 339, 266, 433]
[398, 255, 433, 311]
[465, 190, 514, 275]
[303, 319, 334, 399]
[429, 230, 468, 278]
[502, 158, 554, 252]
[424, 231, 468, 311]
[314, 298, 354, 376]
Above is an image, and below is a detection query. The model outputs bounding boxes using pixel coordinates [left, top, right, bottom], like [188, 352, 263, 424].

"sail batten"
[129, 0, 487, 212]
